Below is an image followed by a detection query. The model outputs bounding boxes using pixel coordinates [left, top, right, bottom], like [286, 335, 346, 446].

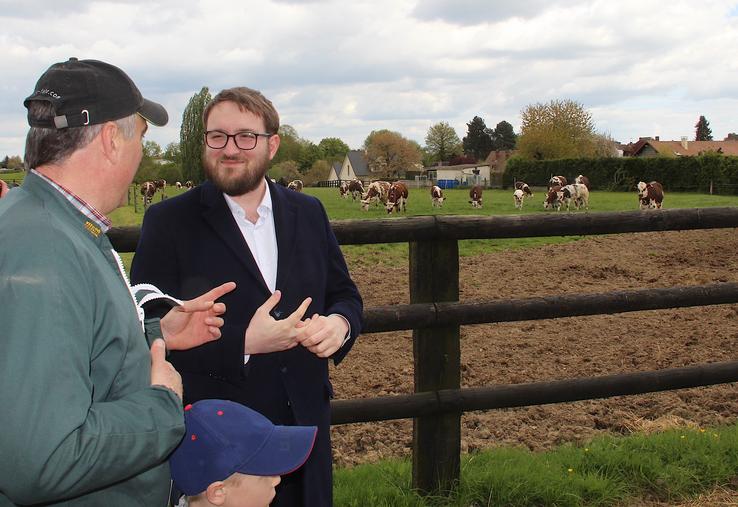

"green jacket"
[0, 173, 184, 506]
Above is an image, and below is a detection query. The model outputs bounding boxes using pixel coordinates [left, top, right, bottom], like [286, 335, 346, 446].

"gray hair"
[24, 101, 137, 170]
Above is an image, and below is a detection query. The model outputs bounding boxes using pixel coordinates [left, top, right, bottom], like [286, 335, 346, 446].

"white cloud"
[1, 0, 738, 157]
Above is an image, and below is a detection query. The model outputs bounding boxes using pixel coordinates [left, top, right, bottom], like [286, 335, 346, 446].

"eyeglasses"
[204, 130, 273, 150]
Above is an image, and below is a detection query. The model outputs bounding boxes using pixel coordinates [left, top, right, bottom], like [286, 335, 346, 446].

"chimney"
[681, 136, 688, 150]
[654, 136, 659, 141]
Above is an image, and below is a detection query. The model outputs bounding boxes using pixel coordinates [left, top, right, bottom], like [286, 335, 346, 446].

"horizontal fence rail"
[362, 282, 738, 333]
[106, 206, 738, 496]
[331, 360, 738, 424]
[107, 206, 738, 251]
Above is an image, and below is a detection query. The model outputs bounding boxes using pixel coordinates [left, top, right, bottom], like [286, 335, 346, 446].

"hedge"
[504, 154, 738, 194]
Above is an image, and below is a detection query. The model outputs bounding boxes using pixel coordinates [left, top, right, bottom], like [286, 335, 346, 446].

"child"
[170, 399, 317, 507]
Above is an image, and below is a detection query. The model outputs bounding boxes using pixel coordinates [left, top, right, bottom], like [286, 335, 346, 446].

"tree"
[318, 137, 350, 164]
[180, 86, 211, 183]
[2, 155, 23, 171]
[267, 160, 302, 182]
[302, 160, 331, 186]
[492, 121, 517, 150]
[695, 115, 713, 141]
[363, 129, 422, 179]
[163, 142, 181, 163]
[424, 121, 462, 164]
[297, 141, 324, 172]
[517, 99, 597, 159]
[462, 116, 494, 161]
[272, 124, 304, 166]
[143, 140, 162, 159]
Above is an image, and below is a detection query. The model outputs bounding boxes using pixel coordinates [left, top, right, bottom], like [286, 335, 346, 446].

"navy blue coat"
[130, 179, 363, 507]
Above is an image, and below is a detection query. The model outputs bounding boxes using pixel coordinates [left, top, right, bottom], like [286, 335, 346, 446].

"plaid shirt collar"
[31, 169, 112, 233]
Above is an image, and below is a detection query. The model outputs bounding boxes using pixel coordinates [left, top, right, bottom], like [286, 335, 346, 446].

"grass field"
[334, 421, 738, 506]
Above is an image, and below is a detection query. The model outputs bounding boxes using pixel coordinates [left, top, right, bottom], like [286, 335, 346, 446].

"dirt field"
[330, 228, 738, 476]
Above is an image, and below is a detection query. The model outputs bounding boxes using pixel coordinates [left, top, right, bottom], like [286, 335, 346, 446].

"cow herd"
[139, 179, 193, 207]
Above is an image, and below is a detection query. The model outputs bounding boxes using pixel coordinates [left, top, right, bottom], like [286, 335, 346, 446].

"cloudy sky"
[1, 0, 737, 158]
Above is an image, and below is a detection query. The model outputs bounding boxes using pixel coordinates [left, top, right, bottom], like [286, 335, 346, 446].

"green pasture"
[334, 422, 738, 506]
[105, 185, 737, 271]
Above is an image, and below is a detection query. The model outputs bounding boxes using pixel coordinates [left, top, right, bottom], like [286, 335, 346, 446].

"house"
[484, 150, 515, 187]
[628, 137, 738, 157]
[337, 150, 370, 181]
[424, 162, 491, 189]
[327, 161, 342, 181]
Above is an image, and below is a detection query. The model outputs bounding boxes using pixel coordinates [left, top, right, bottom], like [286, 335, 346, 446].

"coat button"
[281, 366, 288, 374]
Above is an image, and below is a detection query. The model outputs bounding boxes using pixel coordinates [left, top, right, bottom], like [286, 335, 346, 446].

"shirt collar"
[223, 181, 273, 220]
[31, 169, 111, 232]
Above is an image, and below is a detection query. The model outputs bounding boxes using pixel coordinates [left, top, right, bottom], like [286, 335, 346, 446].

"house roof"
[346, 150, 369, 176]
[423, 163, 490, 172]
[633, 140, 738, 157]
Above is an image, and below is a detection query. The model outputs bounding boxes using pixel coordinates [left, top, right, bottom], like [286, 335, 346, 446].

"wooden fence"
[108, 206, 738, 496]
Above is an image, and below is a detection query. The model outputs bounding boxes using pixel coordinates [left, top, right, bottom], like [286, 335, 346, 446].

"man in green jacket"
[0, 58, 234, 506]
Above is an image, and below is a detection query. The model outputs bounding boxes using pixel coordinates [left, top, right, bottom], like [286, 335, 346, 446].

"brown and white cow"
[549, 175, 567, 188]
[175, 181, 182, 189]
[339, 181, 350, 199]
[360, 181, 390, 210]
[348, 179, 364, 201]
[575, 174, 590, 190]
[184, 180, 194, 189]
[637, 181, 664, 209]
[469, 185, 483, 208]
[140, 181, 157, 206]
[543, 185, 563, 210]
[514, 181, 533, 197]
[513, 189, 527, 210]
[287, 179, 304, 192]
[430, 185, 444, 207]
[154, 179, 166, 191]
[386, 181, 409, 214]
[560, 183, 589, 211]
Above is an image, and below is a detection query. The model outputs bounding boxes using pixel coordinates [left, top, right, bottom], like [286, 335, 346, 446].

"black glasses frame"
[204, 130, 273, 150]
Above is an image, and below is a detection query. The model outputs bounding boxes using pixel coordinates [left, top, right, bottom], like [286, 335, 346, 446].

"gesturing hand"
[160, 281, 236, 351]
[297, 314, 349, 358]
[244, 291, 312, 355]
[150, 339, 182, 400]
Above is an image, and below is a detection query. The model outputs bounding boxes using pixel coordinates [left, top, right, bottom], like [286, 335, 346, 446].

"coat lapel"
[200, 182, 270, 293]
[269, 180, 298, 291]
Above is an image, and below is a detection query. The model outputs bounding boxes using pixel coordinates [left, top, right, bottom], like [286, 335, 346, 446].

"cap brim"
[238, 425, 317, 477]
[138, 98, 168, 126]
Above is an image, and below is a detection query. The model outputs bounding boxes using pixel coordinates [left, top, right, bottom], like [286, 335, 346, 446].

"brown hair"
[202, 87, 280, 134]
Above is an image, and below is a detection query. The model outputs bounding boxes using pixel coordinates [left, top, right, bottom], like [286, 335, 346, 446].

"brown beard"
[203, 151, 270, 196]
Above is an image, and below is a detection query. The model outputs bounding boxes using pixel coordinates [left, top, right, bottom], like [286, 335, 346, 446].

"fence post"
[409, 237, 460, 496]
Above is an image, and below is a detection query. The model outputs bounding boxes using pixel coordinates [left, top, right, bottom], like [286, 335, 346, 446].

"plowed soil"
[331, 229, 738, 472]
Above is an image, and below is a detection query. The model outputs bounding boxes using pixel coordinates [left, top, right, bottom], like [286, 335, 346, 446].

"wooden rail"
[109, 206, 738, 496]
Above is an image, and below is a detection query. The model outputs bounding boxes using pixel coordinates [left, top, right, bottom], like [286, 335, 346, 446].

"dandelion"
[568, 468, 574, 474]
[699, 428, 705, 433]
[584, 448, 589, 452]
[680, 435, 686, 439]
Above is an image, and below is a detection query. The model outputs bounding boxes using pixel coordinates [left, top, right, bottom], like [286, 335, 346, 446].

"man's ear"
[99, 122, 120, 164]
[268, 134, 280, 160]
[205, 481, 227, 505]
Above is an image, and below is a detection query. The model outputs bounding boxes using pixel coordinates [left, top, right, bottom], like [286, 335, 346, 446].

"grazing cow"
[140, 181, 157, 206]
[386, 181, 409, 214]
[175, 181, 182, 189]
[360, 181, 390, 210]
[543, 185, 563, 210]
[430, 185, 444, 207]
[513, 189, 527, 210]
[575, 174, 591, 190]
[637, 181, 664, 209]
[560, 183, 589, 211]
[287, 179, 304, 192]
[469, 185, 483, 208]
[154, 179, 166, 191]
[339, 181, 350, 199]
[549, 175, 567, 188]
[514, 181, 533, 197]
[348, 179, 364, 201]
[184, 180, 193, 189]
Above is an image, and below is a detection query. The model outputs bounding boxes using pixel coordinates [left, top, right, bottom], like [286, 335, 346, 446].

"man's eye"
[237, 133, 256, 140]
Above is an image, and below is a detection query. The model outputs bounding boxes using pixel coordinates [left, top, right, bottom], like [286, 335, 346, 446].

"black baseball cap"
[24, 57, 167, 129]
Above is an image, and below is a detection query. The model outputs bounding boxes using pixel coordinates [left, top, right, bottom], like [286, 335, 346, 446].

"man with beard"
[130, 87, 363, 507]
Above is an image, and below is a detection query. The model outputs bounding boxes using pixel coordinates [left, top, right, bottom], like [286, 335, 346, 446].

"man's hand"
[244, 291, 312, 355]
[0, 180, 9, 199]
[297, 314, 349, 358]
[150, 339, 182, 400]
[160, 281, 236, 351]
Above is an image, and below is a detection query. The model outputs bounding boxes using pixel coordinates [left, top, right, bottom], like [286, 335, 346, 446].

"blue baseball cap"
[169, 399, 317, 496]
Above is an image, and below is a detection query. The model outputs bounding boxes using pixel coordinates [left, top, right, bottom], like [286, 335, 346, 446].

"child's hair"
[169, 399, 317, 496]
